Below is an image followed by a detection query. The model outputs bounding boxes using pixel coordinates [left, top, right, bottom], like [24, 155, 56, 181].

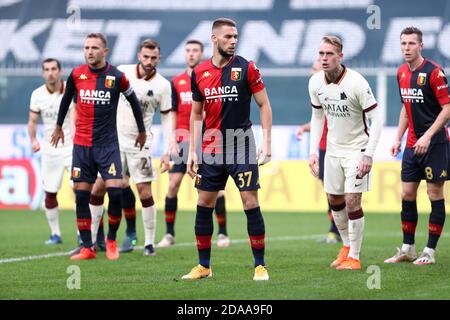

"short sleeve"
[171, 80, 178, 111]
[247, 61, 265, 94]
[29, 90, 40, 113]
[308, 76, 321, 109]
[119, 73, 133, 96]
[430, 68, 450, 106]
[191, 71, 203, 102]
[160, 81, 172, 113]
[357, 76, 377, 111]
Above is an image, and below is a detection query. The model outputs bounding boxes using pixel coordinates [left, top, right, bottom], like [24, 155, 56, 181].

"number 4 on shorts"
[108, 163, 117, 176]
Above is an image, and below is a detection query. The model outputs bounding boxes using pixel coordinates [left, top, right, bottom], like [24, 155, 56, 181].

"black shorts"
[319, 148, 326, 181]
[169, 141, 189, 174]
[195, 163, 260, 192]
[401, 142, 449, 182]
[72, 144, 122, 183]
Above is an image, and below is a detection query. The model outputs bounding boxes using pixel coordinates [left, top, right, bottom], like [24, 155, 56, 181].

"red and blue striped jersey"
[67, 63, 132, 147]
[397, 59, 450, 148]
[191, 55, 265, 153]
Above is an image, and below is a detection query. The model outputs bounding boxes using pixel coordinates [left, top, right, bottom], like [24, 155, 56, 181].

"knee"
[327, 194, 345, 207]
[242, 197, 259, 210]
[45, 192, 58, 209]
[168, 182, 180, 197]
[198, 198, 216, 208]
[137, 184, 152, 200]
[401, 189, 417, 201]
[427, 185, 444, 201]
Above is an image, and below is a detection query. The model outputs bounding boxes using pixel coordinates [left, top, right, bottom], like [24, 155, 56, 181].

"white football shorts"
[120, 149, 156, 184]
[324, 150, 371, 195]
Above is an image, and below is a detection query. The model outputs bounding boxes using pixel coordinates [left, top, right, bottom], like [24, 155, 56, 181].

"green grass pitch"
[0, 210, 449, 299]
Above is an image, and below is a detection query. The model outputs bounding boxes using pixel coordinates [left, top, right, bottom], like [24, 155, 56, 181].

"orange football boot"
[106, 239, 119, 260]
[70, 247, 96, 260]
[330, 245, 350, 268]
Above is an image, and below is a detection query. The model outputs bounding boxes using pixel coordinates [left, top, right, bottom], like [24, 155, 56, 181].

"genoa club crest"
[417, 73, 427, 86]
[231, 68, 241, 81]
[72, 167, 81, 179]
[105, 75, 115, 88]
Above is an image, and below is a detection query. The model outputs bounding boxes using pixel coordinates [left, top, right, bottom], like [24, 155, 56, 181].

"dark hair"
[140, 39, 160, 51]
[185, 39, 204, 52]
[212, 18, 237, 31]
[321, 35, 343, 53]
[400, 26, 423, 43]
[42, 58, 61, 70]
[86, 32, 108, 47]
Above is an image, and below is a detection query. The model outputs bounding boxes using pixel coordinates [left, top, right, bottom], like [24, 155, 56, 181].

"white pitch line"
[0, 231, 443, 265]
[0, 234, 323, 265]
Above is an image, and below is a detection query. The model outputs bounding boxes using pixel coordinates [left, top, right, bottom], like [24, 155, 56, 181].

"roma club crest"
[417, 73, 427, 86]
[105, 75, 116, 88]
[231, 67, 241, 81]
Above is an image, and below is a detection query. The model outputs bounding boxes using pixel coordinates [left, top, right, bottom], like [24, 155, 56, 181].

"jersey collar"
[88, 62, 110, 74]
[45, 79, 64, 94]
[210, 55, 235, 69]
[324, 64, 347, 85]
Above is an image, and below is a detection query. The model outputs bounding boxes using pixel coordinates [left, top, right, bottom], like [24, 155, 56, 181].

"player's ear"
[104, 47, 110, 56]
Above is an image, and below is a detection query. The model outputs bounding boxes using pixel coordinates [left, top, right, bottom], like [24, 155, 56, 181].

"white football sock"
[142, 205, 157, 246]
[348, 216, 365, 260]
[401, 243, 415, 254]
[331, 207, 350, 247]
[89, 204, 104, 243]
[45, 207, 60, 236]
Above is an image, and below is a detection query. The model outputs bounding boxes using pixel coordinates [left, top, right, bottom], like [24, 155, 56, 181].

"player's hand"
[50, 126, 64, 148]
[169, 140, 180, 157]
[357, 155, 373, 178]
[413, 134, 431, 156]
[31, 139, 40, 153]
[309, 154, 319, 177]
[390, 140, 401, 157]
[186, 151, 198, 179]
[135, 132, 147, 151]
[160, 153, 171, 173]
[296, 126, 306, 141]
[257, 147, 272, 166]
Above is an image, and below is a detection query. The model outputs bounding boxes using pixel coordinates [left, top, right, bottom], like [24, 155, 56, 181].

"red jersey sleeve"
[247, 61, 265, 94]
[119, 73, 133, 96]
[430, 68, 450, 106]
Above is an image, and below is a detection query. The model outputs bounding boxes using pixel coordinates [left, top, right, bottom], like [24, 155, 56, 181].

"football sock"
[215, 194, 227, 235]
[348, 208, 365, 260]
[245, 207, 266, 268]
[44, 192, 60, 236]
[89, 194, 104, 244]
[331, 202, 350, 246]
[327, 202, 339, 234]
[165, 196, 177, 236]
[97, 215, 105, 243]
[401, 200, 418, 245]
[427, 199, 445, 249]
[75, 190, 92, 248]
[141, 197, 156, 246]
[195, 205, 214, 268]
[122, 186, 136, 235]
[106, 187, 122, 241]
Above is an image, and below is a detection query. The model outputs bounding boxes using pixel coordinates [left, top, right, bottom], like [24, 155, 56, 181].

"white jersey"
[308, 67, 377, 157]
[29, 81, 73, 155]
[117, 64, 172, 153]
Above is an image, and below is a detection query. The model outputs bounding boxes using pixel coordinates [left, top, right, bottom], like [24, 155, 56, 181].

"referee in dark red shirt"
[51, 33, 146, 261]
[385, 27, 450, 265]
